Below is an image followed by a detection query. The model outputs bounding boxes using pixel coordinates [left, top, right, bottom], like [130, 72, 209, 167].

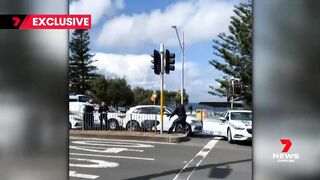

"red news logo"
[280, 139, 292, 153]
[272, 138, 299, 163]
[0, 14, 91, 30]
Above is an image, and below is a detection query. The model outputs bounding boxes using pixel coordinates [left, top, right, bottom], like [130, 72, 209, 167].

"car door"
[134, 107, 147, 126]
[209, 112, 228, 136]
[218, 112, 229, 136]
[163, 108, 173, 131]
[139, 107, 157, 128]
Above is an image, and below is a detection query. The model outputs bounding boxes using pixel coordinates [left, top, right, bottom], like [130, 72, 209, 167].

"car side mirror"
[219, 117, 226, 122]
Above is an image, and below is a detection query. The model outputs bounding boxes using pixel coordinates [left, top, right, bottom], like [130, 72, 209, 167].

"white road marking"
[173, 137, 221, 180]
[70, 158, 119, 168]
[70, 145, 144, 153]
[71, 152, 155, 161]
[69, 170, 99, 179]
[72, 140, 154, 148]
[70, 136, 176, 145]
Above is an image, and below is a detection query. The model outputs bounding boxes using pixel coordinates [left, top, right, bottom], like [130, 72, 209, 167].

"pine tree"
[209, 3, 252, 107]
[69, 29, 97, 94]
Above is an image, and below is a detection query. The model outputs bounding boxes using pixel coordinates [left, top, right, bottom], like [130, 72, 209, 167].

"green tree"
[154, 90, 189, 106]
[209, 3, 252, 107]
[69, 29, 97, 94]
[132, 87, 154, 105]
[174, 89, 189, 104]
[89, 76, 134, 107]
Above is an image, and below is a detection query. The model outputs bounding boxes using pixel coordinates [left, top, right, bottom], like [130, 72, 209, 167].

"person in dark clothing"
[83, 99, 95, 130]
[189, 106, 193, 115]
[168, 103, 187, 134]
[98, 101, 109, 130]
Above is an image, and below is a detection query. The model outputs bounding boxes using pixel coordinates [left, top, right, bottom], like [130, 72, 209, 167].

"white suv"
[69, 102, 123, 130]
[121, 105, 203, 135]
[203, 110, 252, 143]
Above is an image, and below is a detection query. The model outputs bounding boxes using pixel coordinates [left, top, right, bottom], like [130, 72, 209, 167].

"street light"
[171, 25, 185, 105]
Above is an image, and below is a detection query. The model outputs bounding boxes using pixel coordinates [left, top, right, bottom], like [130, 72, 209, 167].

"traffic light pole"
[160, 43, 164, 134]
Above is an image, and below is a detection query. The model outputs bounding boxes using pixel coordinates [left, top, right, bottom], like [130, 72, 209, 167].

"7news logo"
[272, 139, 299, 163]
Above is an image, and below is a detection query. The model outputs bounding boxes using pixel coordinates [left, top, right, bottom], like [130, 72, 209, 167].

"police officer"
[98, 101, 109, 130]
[83, 99, 95, 130]
[168, 103, 187, 134]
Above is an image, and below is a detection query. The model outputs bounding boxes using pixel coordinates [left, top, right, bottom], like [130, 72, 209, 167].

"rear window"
[79, 96, 90, 102]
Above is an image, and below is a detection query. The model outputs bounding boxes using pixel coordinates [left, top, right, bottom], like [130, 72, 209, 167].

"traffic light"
[233, 83, 242, 95]
[151, 50, 161, 75]
[165, 49, 175, 74]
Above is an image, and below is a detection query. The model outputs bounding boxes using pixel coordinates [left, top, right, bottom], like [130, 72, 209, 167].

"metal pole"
[171, 26, 184, 105]
[181, 31, 184, 105]
[160, 43, 164, 134]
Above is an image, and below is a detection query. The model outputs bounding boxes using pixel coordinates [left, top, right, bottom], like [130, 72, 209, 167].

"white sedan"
[202, 110, 252, 143]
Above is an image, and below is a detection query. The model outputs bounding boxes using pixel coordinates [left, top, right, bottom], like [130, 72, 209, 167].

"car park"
[121, 105, 203, 135]
[202, 110, 252, 143]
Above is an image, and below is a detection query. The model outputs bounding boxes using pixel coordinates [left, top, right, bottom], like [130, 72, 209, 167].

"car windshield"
[108, 106, 118, 113]
[230, 112, 252, 121]
[165, 107, 173, 114]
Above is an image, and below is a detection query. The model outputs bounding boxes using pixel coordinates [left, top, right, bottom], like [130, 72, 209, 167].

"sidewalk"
[69, 130, 190, 143]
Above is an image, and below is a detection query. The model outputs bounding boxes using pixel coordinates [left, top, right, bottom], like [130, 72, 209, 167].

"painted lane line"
[173, 137, 221, 180]
[70, 145, 144, 153]
[72, 140, 154, 148]
[71, 152, 155, 161]
[69, 170, 99, 179]
[70, 137, 176, 145]
[69, 158, 119, 168]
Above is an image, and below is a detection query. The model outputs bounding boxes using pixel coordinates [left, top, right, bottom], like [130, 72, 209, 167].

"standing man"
[98, 101, 109, 130]
[168, 103, 187, 134]
[83, 99, 95, 130]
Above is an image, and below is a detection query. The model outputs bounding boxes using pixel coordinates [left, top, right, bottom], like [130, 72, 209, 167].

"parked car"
[202, 110, 252, 143]
[69, 111, 82, 129]
[121, 105, 203, 135]
[69, 94, 91, 102]
[69, 102, 124, 130]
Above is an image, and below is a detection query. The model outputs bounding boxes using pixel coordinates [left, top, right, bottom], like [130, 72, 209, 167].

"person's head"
[101, 101, 106, 106]
[88, 99, 94, 104]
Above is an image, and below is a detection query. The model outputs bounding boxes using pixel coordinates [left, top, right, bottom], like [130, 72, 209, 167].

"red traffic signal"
[233, 83, 242, 95]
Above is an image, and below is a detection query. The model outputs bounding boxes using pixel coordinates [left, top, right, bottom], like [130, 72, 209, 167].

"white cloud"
[70, 0, 124, 25]
[93, 52, 160, 89]
[93, 52, 223, 102]
[96, 0, 235, 49]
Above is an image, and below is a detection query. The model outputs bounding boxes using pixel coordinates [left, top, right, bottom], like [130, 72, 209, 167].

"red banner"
[0, 14, 91, 30]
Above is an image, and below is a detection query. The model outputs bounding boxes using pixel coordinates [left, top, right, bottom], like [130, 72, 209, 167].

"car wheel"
[176, 123, 192, 135]
[227, 128, 234, 143]
[126, 121, 140, 131]
[108, 119, 119, 131]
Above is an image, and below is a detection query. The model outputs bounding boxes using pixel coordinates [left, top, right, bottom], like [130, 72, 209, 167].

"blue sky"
[70, 0, 245, 102]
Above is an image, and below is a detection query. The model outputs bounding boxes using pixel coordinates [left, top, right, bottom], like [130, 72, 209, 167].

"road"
[69, 135, 252, 180]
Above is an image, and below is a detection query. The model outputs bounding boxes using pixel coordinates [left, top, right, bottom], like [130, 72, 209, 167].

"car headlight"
[230, 123, 245, 130]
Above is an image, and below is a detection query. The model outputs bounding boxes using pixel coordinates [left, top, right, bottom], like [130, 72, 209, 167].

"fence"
[69, 112, 160, 133]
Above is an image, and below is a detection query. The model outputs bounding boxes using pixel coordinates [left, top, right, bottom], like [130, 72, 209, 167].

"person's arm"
[169, 108, 177, 119]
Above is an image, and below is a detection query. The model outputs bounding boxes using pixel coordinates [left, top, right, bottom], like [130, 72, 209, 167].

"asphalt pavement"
[69, 135, 252, 180]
